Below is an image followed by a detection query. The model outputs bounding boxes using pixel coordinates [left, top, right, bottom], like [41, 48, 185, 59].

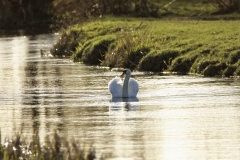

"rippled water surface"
[1, 33, 240, 160]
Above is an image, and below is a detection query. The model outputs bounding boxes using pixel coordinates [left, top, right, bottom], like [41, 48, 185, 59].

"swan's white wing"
[108, 77, 123, 97]
[128, 78, 139, 97]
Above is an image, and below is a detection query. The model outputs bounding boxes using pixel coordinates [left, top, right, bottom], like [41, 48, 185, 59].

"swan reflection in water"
[109, 97, 139, 111]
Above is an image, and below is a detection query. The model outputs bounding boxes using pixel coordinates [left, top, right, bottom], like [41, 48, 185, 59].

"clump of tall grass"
[0, 131, 96, 160]
[51, 28, 84, 58]
[103, 23, 152, 70]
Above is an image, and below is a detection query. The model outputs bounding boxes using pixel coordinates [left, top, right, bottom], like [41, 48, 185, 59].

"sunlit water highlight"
[0, 33, 240, 160]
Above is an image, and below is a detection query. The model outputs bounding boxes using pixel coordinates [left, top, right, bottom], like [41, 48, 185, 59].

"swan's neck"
[122, 75, 130, 97]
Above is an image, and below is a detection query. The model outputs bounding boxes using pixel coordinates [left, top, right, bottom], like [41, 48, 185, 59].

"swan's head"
[120, 69, 131, 77]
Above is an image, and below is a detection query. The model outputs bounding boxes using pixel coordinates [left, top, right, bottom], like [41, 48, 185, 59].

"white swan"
[108, 69, 139, 98]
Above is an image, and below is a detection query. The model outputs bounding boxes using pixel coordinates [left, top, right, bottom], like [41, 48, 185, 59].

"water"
[0, 33, 240, 160]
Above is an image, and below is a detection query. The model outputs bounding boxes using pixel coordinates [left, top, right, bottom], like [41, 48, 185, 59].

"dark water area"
[0, 33, 240, 160]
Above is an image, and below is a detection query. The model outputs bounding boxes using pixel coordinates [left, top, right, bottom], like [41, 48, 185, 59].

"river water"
[0, 33, 240, 160]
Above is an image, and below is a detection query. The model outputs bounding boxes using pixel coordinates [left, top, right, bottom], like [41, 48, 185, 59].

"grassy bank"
[51, 17, 240, 77]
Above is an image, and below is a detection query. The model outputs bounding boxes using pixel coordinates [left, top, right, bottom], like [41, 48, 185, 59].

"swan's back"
[128, 78, 139, 97]
[108, 77, 122, 97]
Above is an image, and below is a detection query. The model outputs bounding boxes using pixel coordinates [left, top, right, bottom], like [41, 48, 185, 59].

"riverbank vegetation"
[45, 0, 240, 77]
[0, 131, 96, 160]
[51, 18, 240, 77]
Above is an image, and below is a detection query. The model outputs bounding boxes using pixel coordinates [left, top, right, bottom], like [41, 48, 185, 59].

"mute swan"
[108, 69, 139, 98]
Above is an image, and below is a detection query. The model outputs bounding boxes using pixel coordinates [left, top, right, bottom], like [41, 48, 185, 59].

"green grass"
[51, 17, 240, 77]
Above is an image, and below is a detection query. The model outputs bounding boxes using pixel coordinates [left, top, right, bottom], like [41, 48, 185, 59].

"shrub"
[51, 29, 83, 57]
